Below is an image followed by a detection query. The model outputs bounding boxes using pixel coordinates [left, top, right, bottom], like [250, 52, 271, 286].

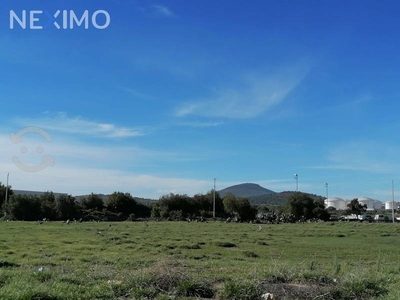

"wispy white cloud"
[175, 65, 309, 119]
[14, 113, 144, 138]
[310, 140, 400, 173]
[335, 94, 373, 111]
[0, 130, 200, 170]
[178, 121, 224, 128]
[0, 126, 301, 198]
[0, 131, 211, 198]
[130, 55, 203, 79]
[119, 87, 157, 100]
[152, 4, 175, 18]
[0, 165, 214, 199]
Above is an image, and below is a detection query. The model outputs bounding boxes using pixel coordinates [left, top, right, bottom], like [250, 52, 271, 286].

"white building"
[325, 197, 346, 210]
[358, 197, 380, 211]
[385, 201, 398, 210]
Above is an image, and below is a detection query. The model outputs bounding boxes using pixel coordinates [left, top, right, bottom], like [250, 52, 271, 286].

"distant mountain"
[74, 194, 108, 202]
[14, 190, 67, 197]
[217, 184, 324, 206]
[13, 190, 157, 205]
[218, 183, 275, 198]
[13, 188, 323, 207]
[72, 194, 157, 205]
[134, 197, 158, 205]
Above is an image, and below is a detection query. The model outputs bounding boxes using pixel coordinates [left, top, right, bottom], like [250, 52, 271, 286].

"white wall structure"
[358, 197, 376, 211]
[385, 201, 398, 210]
[325, 197, 346, 210]
[373, 200, 383, 210]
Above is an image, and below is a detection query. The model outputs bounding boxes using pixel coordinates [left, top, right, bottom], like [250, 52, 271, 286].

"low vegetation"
[0, 221, 399, 299]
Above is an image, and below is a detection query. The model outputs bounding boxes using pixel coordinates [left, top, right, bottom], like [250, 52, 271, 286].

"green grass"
[0, 221, 399, 299]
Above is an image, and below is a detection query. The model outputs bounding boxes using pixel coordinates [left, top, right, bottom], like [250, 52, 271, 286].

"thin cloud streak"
[178, 121, 224, 128]
[0, 132, 201, 171]
[119, 87, 157, 100]
[2, 165, 312, 199]
[175, 66, 309, 119]
[152, 4, 175, 18]
[15, 113, 144, 138]
[310, 164, 395, 173]
[310, 140, 400, 174]
[0, 166, 214, 199]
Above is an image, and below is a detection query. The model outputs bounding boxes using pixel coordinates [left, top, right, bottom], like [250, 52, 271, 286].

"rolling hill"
[13, 190, 156, 205]
[14, 185, 324, 207]
[218, 183, 275, 198]
[217, 184, 324, 206]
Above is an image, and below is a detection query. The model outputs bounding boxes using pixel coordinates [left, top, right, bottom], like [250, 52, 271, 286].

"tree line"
[0, 183, 335, 222]
[0, 185, 152, 221]
[0, 183, 256, 221]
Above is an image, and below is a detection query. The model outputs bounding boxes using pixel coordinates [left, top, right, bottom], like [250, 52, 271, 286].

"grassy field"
[0, 221, 399, 299]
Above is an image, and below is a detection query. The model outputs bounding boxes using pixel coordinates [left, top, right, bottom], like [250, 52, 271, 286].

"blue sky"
[1, 0, 400, 201]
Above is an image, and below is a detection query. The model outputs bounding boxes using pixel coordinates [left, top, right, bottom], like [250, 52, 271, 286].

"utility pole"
[294, 174, 298, 192]
[5, 173, 9, 203]
[325, 183, 328, 208]
[392, 180, 395, 223]
[213, 178, 216, 219]
[325, 183, 328, 200]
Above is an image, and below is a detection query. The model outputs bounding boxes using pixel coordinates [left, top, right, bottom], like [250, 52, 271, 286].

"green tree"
[192, 190, 224, 217]
[284, 192, 330, 221]
[223, 193, 239, 215]
[236, 197, 257, 221]
[0, 182, 14, 213]
[155, 193, 194, 219]
[223, 193, 257, 221]
[150, 204, 161, 219]
[133, 202, 151, 219]
[312, 199, 330, 221]
[106, 192, 136, 216]
[55, 194, 78, 220]
[257, 204, 270, 214]
[346, 198, 367, 218]
[106, 192, 151, 219]
[3, 194, 41, 220]
[81, 193, 104, 211]
[40, 191, 56, 219]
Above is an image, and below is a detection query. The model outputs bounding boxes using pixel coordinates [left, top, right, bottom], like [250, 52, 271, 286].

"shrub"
[257, 241, 268, 246]
[127, 213, 136, 221]
[215, 242, 236, 248]
[132, 287, 157, 299]
[243, 251, 258, 258]
[219, 281, 261, 300]
[35, 271, 52, 283]
[180, 243, 201, 250]
[176, 281, 214, 298]
[168, 210, 184, 221]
